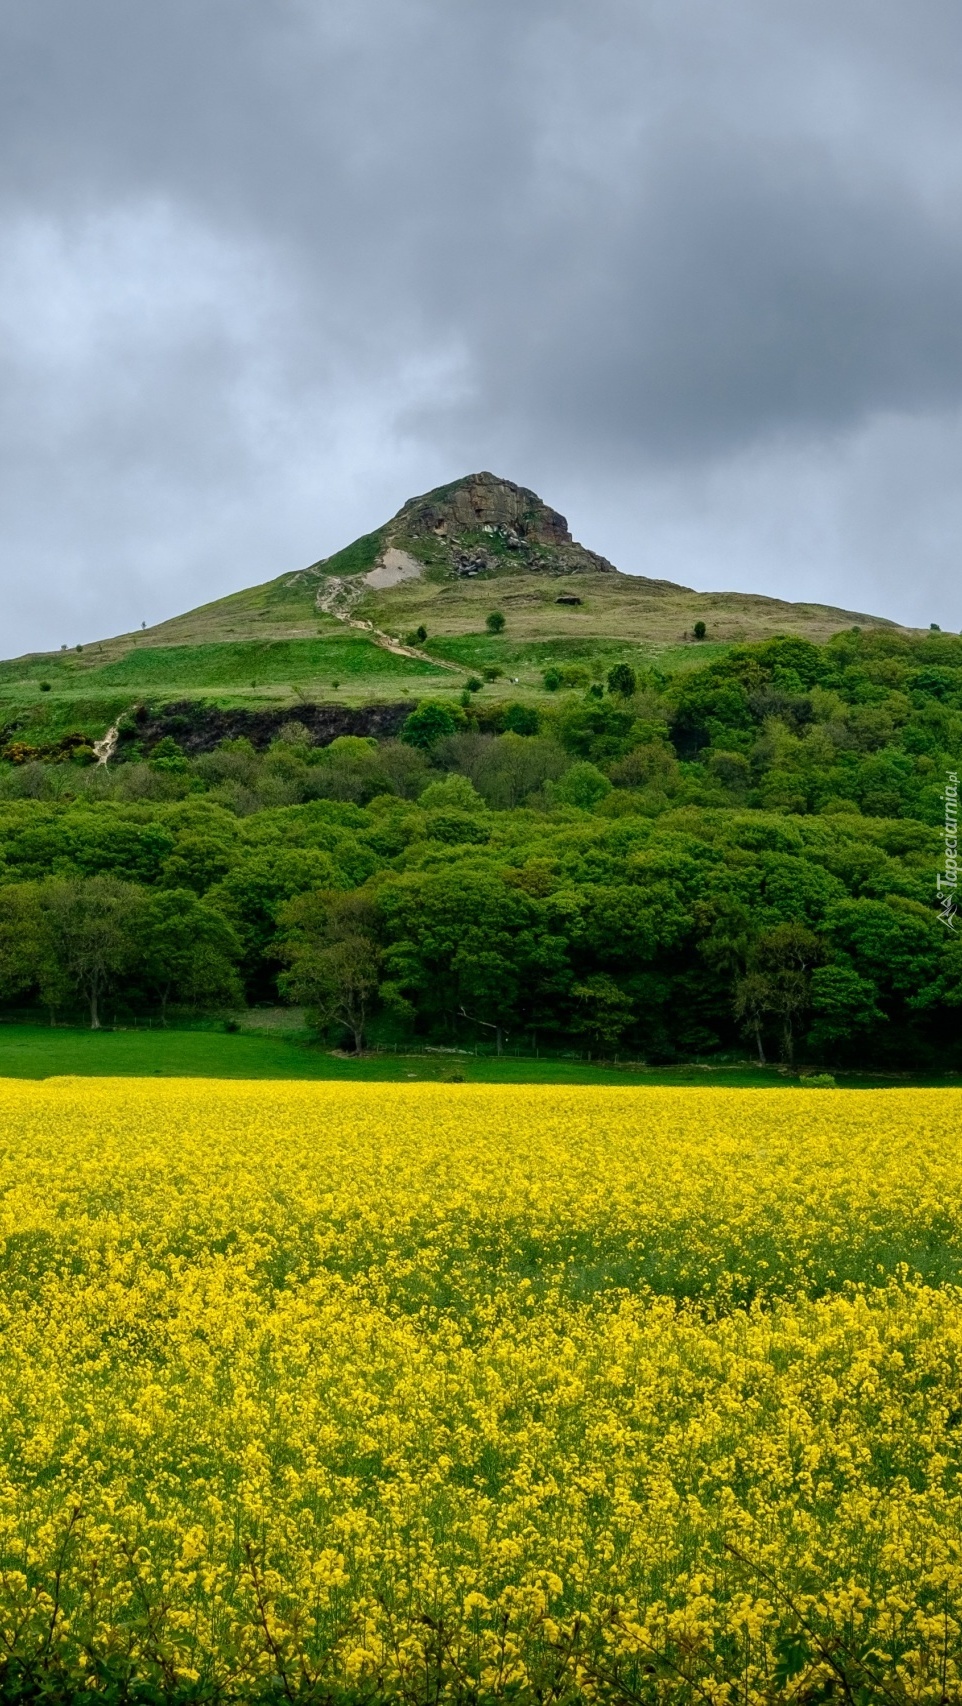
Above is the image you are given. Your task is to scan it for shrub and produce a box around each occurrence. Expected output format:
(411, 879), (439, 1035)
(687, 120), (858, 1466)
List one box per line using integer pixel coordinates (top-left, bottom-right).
(401, 701), (460, 750)
(551, 761), (612, 810)
(500, 703), (540, 736)
(607, 662), (637, 697)
(485, 612), (506, 634)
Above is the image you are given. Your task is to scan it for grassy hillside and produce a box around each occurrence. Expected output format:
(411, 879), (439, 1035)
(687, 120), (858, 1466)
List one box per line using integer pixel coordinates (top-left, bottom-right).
(1, 473), (916, 750)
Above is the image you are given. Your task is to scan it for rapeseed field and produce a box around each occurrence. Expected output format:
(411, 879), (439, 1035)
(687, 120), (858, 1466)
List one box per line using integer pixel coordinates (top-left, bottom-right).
(1, 1080), (961, 1702)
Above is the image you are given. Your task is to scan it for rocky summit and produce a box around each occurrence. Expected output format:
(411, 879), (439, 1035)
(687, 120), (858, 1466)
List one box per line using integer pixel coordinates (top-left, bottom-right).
(327, 471), (618, 581)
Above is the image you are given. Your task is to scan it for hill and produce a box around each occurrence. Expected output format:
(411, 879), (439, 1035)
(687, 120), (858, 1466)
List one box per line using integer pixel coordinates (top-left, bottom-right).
(0, 471), (911, 750)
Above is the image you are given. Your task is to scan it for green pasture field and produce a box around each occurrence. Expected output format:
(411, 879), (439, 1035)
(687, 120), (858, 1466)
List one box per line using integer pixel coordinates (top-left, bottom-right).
(0, 641), (456, 744)
(427, 633), (731, 677)
(0, 1022), (950, 1088)
(81, 637), (444, 688)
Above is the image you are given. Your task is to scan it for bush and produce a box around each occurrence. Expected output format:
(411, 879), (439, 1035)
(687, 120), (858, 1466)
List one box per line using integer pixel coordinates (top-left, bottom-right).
(607, 662), (637, 697)
(499, 703), (540, 736)
(401, 701), (461, 750)
(485, 612), (506, 634)
(693, 620), (707, 640)
(148, 736), (190, 775)
(551, 761), (612, 810)
(542, 668), (562, 691)
(465, 677), (483, 693)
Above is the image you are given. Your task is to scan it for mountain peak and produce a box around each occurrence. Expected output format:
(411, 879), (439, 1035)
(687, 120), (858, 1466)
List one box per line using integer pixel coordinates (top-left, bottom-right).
(381, 472), (617, 579)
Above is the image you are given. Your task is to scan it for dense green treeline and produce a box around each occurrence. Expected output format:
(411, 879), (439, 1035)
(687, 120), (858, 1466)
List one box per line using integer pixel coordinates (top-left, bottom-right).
(0, 626), (958, 1063)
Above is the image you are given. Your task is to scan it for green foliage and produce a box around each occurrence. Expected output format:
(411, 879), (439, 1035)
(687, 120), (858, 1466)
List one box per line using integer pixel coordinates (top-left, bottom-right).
(499, 703), (540, 736)
(401, 700), (461, 750)
(280, 888), (381, 1050)
(550, 762), (612, 810)
(556, 698), (636, 762)
(607, 662), (637, 697)
(141, 888), (243, 1019)
(3, 624), (962, 1065)
(485, 611), (506, 634)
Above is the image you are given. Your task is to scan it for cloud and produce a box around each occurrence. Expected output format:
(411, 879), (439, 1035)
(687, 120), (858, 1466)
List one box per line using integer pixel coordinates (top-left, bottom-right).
(1, 0), (961, 650)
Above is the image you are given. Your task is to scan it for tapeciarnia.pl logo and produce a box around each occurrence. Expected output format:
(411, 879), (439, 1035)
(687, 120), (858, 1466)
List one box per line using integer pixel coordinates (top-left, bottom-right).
(937, 770), (959, 929)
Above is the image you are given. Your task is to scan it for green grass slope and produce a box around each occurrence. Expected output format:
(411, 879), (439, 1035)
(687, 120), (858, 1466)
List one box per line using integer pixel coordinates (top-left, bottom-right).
(0, 1024), (946, 1087)
(1, 473), (917, 749)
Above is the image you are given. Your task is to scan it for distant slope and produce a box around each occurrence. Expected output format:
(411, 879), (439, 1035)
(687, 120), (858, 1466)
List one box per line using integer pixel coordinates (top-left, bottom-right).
(1, 472), (911, 745)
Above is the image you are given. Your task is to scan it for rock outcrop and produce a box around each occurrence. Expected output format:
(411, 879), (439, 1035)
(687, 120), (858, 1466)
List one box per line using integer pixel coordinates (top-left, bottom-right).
(388, 472), (617, 578)
(306, 473), (619, 588)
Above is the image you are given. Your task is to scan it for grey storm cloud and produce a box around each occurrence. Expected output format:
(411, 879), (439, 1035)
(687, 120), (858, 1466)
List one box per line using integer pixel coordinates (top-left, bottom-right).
(2, 0), (962, 654)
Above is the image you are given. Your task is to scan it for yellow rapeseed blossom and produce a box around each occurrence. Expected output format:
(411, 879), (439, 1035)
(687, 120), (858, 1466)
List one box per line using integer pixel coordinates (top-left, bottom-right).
(0, 1079), (961, 1700)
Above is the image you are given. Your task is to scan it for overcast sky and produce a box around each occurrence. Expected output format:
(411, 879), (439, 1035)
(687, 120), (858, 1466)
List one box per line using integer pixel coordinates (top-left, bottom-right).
(2, 0), (962, 655)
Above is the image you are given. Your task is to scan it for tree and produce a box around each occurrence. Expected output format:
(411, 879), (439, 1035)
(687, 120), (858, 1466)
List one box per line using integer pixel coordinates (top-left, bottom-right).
(377, 866), (560, 1045)
(499, 703), (540, 736)
(205, 848), (345, 994)
(159, 830), (237, 894)
(0, 884), (52, 1012)
(435, 733), (567, 810)
(42, 876), (145, 1028)
(550, 761), (612, 810)
(693, 620), (707, 640)
(140, 889), (243, 1023)
(556, 698), (636, 763)
(569, 974), (634, 1052)
(280, 889), (381, 1052)
(607, 662), (636, 698)
(400, 700), (460, 751)
(736, 923), (826, 1065)
(734, 969), (774, 1064)
(485, 611), (506, 634)
(807, 965), (885, 1056)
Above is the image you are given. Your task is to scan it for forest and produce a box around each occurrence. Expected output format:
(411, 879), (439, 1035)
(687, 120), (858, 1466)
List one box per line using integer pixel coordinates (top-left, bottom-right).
(1, 624), (959, 1067)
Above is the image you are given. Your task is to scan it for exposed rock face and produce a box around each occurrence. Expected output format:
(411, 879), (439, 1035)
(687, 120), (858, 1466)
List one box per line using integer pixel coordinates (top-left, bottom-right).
(122, 700), (411, 754)
(387, 472), (617, 577)
(396, 472), (570, 546)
